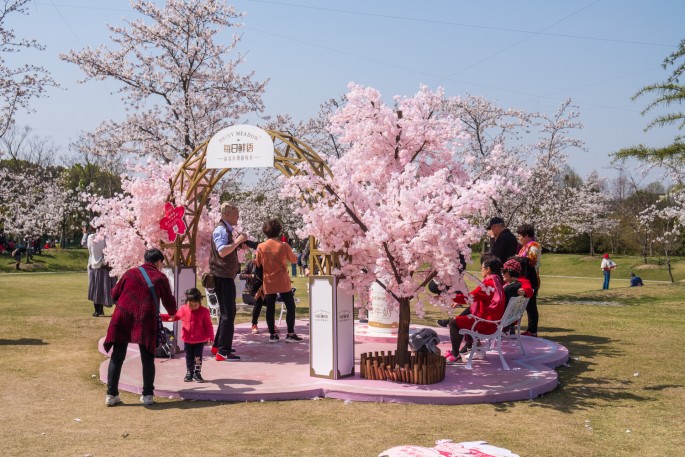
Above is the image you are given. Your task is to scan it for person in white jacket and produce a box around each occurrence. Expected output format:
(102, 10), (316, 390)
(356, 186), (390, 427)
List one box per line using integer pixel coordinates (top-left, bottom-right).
(600, 254), (617, 290)
(81, 226), (116, 316)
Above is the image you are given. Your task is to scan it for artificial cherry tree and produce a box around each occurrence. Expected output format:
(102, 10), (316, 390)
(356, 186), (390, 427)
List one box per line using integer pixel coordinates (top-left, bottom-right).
(282, 83), (508, 364)
(84, 159), (221, 277)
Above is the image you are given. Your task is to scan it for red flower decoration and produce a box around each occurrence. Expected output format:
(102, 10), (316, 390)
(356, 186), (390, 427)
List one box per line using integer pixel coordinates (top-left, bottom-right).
(159, 202), (187, 242)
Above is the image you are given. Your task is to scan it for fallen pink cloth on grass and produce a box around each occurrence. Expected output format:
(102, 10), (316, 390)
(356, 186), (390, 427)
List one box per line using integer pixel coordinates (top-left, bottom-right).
(379, 439), (519, 457)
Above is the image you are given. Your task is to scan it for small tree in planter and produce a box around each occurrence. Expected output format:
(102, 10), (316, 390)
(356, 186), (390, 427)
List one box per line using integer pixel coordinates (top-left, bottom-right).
(283, 83), (507, 365)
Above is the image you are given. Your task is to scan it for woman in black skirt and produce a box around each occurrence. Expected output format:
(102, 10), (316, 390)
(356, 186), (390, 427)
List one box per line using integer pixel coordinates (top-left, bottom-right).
(82, 226), (117, 316)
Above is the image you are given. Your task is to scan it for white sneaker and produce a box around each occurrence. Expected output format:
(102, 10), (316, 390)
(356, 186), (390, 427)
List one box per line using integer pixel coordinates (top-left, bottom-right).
(140, 394), (154, 405)
(105, 395), (121, 406)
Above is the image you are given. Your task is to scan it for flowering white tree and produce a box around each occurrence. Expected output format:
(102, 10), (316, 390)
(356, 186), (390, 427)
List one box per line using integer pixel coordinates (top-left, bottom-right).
(236, 173), (303, 246)
(439, 96), (588, 250)
(639, 194), (683, 283)
(0, 164), (83, 242)
(61, 0), (267, 163)
(0, 0), (57, 140)
(282, 84), (508, 364)
(568, 171), (616, 256)
(85, 159), (221, 277)
(504, 99), (587, 248)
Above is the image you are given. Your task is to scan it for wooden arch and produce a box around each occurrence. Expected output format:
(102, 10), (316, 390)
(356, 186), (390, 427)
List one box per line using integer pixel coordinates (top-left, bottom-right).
(160, 130), (339, 275)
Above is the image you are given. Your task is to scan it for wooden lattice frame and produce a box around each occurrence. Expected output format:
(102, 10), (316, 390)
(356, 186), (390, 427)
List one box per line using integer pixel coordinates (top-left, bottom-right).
(161, 130), (338, 275)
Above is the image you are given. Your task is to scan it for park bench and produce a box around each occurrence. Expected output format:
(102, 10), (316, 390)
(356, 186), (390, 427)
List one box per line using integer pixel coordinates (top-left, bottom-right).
(458, 295), (530, 370)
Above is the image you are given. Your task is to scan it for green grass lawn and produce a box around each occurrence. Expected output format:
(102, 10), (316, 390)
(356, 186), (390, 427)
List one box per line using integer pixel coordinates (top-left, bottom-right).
(0, 248), (88, 273)
(0, 252), (684, 456)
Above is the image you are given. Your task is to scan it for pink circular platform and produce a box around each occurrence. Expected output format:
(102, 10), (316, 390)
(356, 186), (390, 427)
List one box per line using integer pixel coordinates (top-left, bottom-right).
(98, 320), (568, 405)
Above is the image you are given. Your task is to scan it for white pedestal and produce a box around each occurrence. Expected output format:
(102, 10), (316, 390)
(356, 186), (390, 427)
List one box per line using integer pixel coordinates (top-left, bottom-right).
(163, 266), (197, 351)
(309, 276), (355, 379)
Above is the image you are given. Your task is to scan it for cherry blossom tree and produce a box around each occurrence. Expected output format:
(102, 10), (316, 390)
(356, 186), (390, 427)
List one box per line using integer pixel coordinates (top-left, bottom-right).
(84, 159), (221, 277)
(282, 83), (508, 364)
(438, 96), (588, 250)
(503, 99), (587, 249)
(236, 173), (303, 246)
(639, 194), (683, 283)
(0, 163), (84, 244)
(568, 171), (616, 256)
(61, 0), (267, 164)
(0, 0), (57, 140)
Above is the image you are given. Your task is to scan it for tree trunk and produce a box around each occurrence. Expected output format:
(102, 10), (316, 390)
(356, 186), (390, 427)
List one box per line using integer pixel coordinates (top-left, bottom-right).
(589, 233), (594, 256)
(394, 297), (412, 366)
(641, 236), (648, 264)
(665, 250), (675, 284)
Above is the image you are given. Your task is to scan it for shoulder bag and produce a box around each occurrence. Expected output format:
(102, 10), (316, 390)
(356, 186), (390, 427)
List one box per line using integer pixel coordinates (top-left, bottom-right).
(138, 267), (177, 358)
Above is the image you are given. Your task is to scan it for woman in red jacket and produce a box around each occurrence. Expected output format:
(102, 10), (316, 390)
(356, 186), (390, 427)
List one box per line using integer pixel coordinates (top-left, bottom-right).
(444, 255), (505, 364)
(104, 248), (177, 406)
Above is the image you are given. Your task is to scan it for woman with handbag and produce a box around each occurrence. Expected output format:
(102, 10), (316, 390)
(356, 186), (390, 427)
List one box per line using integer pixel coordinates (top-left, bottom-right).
(103, 248), (177, 407)
(255, 219), (301, 343)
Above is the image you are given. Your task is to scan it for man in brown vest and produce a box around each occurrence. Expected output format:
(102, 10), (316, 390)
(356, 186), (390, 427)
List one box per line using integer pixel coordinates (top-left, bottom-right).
(209, 202), (256, 361)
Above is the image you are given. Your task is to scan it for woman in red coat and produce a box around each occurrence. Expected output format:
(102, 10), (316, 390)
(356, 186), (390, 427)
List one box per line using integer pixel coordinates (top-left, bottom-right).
(104, 248), (177, 406)
(444, 255), (505, 363)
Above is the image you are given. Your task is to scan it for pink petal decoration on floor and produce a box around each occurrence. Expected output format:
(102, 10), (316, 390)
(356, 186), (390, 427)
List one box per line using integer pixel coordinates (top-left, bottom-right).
(379, 440), (519, 457)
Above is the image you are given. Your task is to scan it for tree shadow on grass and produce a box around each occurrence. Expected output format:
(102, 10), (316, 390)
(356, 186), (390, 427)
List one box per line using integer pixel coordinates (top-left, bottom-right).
(492, 330), (652, 413)
(0, 338), (48, 346)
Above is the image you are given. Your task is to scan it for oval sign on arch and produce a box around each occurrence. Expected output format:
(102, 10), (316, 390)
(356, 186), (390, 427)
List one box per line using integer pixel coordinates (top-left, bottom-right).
(206, 124), (275, 169)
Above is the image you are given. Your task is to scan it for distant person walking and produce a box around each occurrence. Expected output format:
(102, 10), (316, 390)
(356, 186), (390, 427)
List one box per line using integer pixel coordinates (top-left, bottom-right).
(601, 254), (617, 290)
(11, 243), (26, 270)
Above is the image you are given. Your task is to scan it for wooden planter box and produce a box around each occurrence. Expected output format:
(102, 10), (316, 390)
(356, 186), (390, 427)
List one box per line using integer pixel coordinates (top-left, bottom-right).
(360, 350), (446, 384)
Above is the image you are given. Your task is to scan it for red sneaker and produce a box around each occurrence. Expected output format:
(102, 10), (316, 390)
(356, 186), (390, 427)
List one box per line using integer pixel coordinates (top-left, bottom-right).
(211, 346), (218, 355)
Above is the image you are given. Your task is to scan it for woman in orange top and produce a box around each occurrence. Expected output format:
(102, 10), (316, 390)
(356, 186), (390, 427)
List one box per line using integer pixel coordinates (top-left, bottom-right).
(255, 219), (301, 343)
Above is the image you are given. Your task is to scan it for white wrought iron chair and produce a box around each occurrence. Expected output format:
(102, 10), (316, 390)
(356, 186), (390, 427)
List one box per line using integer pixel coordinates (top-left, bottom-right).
(458, 296), (529, 370)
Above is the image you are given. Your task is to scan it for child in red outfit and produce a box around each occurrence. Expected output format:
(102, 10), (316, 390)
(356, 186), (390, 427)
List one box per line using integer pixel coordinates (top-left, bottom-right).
(161, 288), (214, 382)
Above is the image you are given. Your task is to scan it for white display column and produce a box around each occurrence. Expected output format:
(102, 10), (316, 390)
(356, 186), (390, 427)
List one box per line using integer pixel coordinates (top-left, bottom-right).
(163, 266), (197, 352)
(309, 276), (355, 379)
(368, 281), (399, 334)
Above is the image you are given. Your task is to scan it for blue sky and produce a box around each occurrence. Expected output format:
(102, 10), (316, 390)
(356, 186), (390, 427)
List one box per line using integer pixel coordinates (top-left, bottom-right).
(10, 0), (685, 182)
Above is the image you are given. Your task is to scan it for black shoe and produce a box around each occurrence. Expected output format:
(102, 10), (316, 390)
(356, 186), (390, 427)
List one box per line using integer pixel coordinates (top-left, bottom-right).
(459, 344), (472, 354)
(437, 319), (449, 328)
(285, 334), (303, 343)
(184, 371), (193, 382)
(192, 372), (205, 383)
(92, 311), (100, 317)
(216, 352), (240, 361)
(269, 333), (280, 343)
